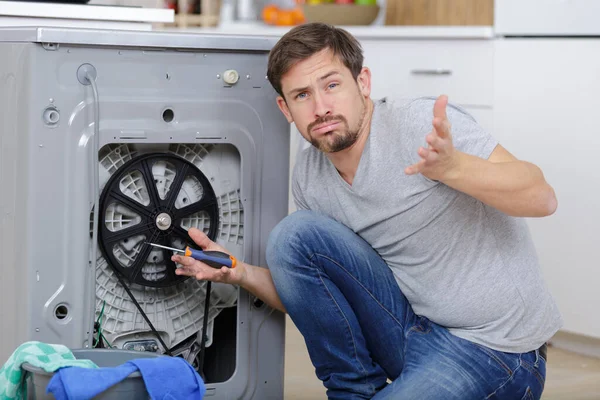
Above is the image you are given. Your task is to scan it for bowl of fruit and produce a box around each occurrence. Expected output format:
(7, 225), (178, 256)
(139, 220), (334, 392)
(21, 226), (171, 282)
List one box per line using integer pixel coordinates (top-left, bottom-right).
(300, 0), (380, 26)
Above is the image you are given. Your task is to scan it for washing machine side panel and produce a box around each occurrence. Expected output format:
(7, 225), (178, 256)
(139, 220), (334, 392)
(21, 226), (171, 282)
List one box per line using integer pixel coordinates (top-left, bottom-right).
(25, 45), (96, 352)
(251, 89), (289, 399)
(0, 43), (35, 364)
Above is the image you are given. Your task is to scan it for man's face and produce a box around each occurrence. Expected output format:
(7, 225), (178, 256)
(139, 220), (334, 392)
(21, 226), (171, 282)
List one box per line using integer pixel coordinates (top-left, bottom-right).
(276, 48), (371, 153)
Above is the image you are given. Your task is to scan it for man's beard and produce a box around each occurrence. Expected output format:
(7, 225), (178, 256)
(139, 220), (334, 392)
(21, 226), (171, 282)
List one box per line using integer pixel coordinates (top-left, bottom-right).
(306, 101), (366, 153)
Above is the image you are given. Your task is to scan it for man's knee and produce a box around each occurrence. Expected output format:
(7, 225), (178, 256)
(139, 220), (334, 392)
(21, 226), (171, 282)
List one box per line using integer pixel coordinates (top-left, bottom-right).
(266, 210), (318, 268)
(267, 210), (343, 269)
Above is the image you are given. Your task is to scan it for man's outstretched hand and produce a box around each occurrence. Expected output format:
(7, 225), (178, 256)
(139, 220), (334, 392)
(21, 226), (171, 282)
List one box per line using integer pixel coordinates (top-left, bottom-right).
(172, 227), (246, 286)
(405, 95), (460, 182)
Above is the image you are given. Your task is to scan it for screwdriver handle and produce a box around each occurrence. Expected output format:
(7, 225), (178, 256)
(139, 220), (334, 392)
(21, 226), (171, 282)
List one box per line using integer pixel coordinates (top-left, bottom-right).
(184, 247), (237, 269)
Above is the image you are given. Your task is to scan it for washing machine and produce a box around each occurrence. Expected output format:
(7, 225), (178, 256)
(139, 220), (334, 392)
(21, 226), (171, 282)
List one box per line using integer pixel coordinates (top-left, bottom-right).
(0, 26), (290, 399)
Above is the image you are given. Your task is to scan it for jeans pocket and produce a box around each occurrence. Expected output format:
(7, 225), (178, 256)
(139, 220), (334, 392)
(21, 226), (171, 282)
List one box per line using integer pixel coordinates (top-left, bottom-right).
(521, 387), (534, 400)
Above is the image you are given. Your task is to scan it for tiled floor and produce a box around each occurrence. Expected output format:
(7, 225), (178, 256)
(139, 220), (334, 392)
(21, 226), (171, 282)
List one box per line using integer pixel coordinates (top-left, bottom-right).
(283, 316), (600, 399)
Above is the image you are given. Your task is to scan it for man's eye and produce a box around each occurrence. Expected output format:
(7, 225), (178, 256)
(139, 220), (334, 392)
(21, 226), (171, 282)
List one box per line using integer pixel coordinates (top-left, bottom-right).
(296, 92), (307, 99)
(328, 83), (338, 89)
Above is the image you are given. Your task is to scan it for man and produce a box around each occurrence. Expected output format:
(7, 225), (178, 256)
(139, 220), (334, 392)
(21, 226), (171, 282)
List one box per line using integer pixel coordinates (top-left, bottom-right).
(172, 23), (562, 399)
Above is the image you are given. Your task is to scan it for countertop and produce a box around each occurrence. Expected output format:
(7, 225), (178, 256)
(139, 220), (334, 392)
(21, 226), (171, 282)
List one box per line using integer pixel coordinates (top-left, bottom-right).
(168, 22), (495, 40)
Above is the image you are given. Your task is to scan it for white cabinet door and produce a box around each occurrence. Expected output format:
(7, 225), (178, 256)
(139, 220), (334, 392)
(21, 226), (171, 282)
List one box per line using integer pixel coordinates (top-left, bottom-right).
(495, 0), (600, 36)
(361, 39), (494, 107)
(494, 39), (600, 339)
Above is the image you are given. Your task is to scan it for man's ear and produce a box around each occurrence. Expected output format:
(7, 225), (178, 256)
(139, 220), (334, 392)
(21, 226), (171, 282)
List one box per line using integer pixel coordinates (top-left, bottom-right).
(357, 67), (372, 98)
(276, 96), (293, 123)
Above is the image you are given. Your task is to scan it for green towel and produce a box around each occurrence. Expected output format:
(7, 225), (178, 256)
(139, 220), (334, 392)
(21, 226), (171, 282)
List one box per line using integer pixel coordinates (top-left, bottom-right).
(0, 341), (98, 400)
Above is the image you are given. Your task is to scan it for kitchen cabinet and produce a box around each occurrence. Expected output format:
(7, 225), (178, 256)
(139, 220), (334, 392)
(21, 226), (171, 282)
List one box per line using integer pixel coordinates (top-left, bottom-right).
(493, 38), (600, 339)
(362, 39), (494, 107)
(494, 0), (600, 36)
(361, 38), (494, 134)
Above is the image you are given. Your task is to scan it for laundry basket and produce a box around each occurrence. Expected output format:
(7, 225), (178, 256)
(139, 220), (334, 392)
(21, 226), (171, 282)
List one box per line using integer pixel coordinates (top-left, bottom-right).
(23, 349), (159, 400)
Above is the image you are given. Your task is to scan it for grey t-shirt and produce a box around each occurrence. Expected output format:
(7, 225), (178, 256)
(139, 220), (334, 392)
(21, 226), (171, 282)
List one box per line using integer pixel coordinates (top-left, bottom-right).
(291, 96), (562, 353)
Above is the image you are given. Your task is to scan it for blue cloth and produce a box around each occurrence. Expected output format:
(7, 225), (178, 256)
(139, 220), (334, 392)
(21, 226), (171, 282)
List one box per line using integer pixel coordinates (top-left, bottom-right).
(46, 355), (205, 400)
(266, 210), (548, 400)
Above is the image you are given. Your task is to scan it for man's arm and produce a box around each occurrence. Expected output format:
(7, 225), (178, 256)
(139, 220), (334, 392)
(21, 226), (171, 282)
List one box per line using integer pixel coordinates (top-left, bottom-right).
(237, 262), (286, 313)
(405, 95), (558, 218)
(442, 144), (557, 217)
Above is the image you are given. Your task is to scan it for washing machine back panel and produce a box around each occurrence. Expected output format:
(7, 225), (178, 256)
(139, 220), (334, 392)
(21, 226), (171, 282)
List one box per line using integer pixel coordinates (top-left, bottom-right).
(0, 43), (36, 362)
(0, 27), (289, 400)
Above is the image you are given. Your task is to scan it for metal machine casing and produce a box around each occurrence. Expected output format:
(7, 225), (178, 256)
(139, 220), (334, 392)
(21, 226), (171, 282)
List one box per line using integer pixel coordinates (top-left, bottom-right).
(0, 27), (289, 399)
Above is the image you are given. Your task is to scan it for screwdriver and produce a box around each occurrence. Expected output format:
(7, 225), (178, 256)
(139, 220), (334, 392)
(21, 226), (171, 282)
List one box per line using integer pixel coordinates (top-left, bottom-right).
(147, 243), (237, 269)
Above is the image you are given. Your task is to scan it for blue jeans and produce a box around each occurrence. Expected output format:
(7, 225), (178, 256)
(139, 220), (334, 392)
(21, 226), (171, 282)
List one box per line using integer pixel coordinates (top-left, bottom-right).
(266, 210), (546, 400)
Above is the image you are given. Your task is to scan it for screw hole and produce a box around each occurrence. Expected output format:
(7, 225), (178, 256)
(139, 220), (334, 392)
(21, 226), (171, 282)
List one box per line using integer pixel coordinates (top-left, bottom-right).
(42, 107), (60, 125)
(166, 73), (171, 80)
(55, 304), (69, 320)
(183, 198), (188, 203)
(48, 111), (59, 123)
(253, 298), (265, 309)
(163, 108), (174, 123)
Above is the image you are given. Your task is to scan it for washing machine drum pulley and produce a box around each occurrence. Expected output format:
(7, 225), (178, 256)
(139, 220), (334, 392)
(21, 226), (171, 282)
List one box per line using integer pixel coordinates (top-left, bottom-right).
(98, 152), (219, 288)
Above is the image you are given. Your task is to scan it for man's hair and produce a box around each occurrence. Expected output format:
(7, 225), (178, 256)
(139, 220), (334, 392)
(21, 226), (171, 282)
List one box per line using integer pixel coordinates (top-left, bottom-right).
(267, 23), (364, 99)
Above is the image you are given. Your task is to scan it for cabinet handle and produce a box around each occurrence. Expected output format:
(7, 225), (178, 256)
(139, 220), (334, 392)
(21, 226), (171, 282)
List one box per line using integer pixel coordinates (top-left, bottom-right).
(410, 69), (452, 76)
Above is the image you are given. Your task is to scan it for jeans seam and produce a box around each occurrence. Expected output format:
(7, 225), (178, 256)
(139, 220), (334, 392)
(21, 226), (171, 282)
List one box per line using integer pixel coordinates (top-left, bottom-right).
(485, 361), (523, 399)
(313, 258), (375, 394)
(473, 343), (514, 376)
(312, 253), (406, 332)
(520, 359), (545, 388)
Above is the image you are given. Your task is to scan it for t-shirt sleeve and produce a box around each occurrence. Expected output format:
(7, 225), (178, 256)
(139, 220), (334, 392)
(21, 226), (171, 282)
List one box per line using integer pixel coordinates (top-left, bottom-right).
(291, 152), (310, 211)
(291, 171), (309, 211)
(405, 97), (498, 161)
(445, 102), (498, 160)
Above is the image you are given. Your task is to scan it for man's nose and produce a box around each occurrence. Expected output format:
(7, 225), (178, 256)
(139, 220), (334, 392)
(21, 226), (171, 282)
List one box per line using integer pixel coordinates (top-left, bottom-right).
(313, 91), (331, 118)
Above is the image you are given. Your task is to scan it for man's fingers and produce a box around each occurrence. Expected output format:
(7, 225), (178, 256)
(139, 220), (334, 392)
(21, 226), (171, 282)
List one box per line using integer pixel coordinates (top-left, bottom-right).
(433, 94), (448, 120)
(433, 117), (451, 139)
(172, 254), (235, 283)
(172, 254), (198, 267)
(426, 133), (444, 150)
(405, 158), (426, 175)
(418, 147), (439, 163)
(195, 266), (232, 283)
(175, 266), (198, 277)
(188, 227), (212, 249)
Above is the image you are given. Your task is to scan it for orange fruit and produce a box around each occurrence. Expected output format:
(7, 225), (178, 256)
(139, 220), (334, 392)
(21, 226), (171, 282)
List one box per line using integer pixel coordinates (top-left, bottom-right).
(262, 4), (279, 25)
(275, 10), (296, 26)
(291, 7), (305, 24)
